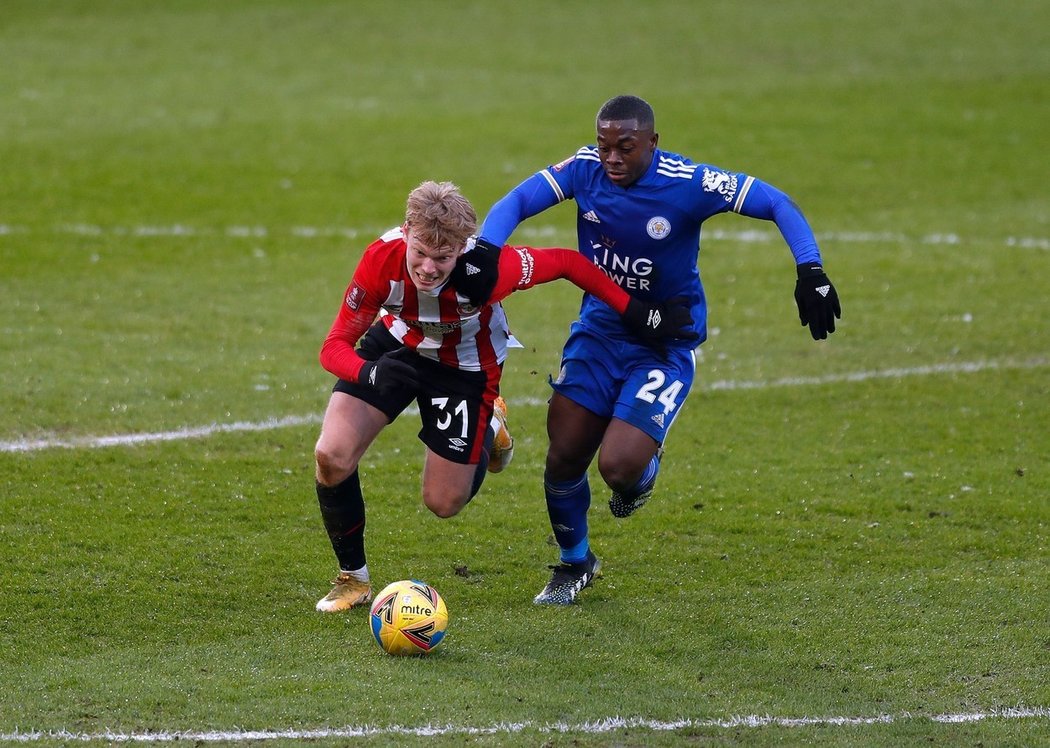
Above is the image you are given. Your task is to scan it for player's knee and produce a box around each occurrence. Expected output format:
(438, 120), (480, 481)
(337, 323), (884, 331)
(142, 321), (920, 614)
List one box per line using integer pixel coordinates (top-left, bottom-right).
(314, 444), (354, 487)
(597, 455), (644, 494)
(427, 497), (467, 519)
(422, 487), (469, 519)
(545, 449), (588, 483)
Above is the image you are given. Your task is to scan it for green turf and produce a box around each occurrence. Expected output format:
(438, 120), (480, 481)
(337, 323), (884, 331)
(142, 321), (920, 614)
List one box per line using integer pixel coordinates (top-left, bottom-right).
(1, 1), (1048, 745)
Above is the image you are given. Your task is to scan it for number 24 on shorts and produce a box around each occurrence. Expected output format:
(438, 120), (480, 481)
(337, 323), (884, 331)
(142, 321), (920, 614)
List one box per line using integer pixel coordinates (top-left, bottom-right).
(635, 370), (683, 415)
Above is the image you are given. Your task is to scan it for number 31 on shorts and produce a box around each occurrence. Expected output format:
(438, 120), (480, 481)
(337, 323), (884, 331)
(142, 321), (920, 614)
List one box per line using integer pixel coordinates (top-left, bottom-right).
(431, 396), (469, 438)
(635, 370), (683, 415)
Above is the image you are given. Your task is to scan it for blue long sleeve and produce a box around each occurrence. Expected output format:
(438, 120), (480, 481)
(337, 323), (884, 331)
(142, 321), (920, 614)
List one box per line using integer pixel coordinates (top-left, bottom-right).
(479, 172), (562, 246)
(739, 179), (822, 265)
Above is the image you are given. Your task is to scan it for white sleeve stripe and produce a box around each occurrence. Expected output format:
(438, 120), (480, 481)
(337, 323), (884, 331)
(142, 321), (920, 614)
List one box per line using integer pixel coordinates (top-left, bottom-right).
(733, 176), (755, 213)
(539, 169), (566, 203)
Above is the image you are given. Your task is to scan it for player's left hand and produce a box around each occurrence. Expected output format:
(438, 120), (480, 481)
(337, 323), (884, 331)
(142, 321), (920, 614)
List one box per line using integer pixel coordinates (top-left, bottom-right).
(449, 236), (502, 307)
(794, 262), (841, 340)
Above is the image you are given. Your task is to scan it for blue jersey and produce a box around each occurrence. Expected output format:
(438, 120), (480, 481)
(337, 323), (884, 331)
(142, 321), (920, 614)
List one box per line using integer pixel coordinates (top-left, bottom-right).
(480, 146), (822, 346)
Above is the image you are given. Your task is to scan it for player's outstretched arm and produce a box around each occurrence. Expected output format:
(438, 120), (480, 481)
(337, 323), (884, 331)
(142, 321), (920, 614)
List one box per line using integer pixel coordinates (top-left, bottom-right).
(497, 247), (696, 346)
(737, 178), (841, 340)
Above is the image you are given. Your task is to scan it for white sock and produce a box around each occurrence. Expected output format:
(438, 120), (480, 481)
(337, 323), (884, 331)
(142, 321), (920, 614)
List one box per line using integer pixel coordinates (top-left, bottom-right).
(340, 565), (369, 583)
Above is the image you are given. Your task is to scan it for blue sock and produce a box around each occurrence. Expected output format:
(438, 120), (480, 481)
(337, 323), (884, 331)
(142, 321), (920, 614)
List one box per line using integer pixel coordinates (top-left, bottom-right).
(544, 474), (591, 563)
(630, 452), (661, 496)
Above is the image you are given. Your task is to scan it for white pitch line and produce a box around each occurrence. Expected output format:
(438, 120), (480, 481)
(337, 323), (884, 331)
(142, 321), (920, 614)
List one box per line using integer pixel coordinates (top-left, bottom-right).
(2, 356), (1048, 454)
(703, 355), (1050, 391)
(1, 223), (1049, 249)
(1, 707), (1047, 743)
(0, 414), (322, 454)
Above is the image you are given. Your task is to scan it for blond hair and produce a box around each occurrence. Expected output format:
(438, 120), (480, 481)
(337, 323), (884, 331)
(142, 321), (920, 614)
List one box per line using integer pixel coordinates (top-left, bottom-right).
(404, 181), (477, 251)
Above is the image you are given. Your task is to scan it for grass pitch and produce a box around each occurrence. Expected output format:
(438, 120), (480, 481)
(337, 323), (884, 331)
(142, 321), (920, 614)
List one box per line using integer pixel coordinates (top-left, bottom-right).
(1, 1), (1048, 745)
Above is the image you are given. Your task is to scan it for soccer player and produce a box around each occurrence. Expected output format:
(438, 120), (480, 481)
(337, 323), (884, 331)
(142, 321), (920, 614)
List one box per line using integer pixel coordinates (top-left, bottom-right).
(313, 180), (693, 612)
(473, 94), (841, 604)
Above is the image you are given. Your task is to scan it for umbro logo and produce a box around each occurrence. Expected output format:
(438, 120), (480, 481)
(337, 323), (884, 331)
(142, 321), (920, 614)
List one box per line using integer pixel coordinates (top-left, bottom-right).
(816, 284), (831, 297)
(465, 263), (481, 276)
(648, 309), (662, 329)
(582, 210), (600, 224)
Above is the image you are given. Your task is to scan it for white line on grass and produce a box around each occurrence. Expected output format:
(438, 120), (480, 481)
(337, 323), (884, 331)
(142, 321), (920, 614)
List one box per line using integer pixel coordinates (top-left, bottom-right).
(2, 356), (1047, 454)
(2, 707), (1047, 743)
(704, 355), (1049, 391)
(0, 414), (322, 453)
(1, 222), (1049, 249)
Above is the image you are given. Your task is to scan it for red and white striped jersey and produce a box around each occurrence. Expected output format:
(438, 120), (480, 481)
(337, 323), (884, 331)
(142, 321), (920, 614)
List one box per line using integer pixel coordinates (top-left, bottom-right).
(320, 226), (631, 383)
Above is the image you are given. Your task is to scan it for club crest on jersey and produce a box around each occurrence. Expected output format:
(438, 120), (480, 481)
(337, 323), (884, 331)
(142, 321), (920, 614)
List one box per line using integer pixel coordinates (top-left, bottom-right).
(646, 216), (671, 240)
(457, 302), (478, 316)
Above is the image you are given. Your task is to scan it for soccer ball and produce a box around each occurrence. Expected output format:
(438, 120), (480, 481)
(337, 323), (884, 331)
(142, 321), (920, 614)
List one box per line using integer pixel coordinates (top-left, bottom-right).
(369, 579), (448, 656)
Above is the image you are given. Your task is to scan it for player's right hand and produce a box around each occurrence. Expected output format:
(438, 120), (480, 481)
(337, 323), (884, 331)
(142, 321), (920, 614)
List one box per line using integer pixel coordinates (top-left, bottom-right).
(622, 296), (695, 342)
(358, 347), (420, 396)
(621, 296), (697, 357)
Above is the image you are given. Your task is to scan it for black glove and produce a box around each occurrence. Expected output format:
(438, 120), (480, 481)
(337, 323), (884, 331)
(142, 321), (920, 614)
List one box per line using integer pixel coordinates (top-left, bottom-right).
(794, 262), (841, 340)
(449, 236), (502, 307)
(621, 296), (695, 342)
(357, 347), (420, 396)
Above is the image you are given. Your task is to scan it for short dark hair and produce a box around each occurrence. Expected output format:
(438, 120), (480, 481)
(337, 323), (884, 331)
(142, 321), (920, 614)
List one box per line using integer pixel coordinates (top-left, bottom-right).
(596, 95), (655, 129)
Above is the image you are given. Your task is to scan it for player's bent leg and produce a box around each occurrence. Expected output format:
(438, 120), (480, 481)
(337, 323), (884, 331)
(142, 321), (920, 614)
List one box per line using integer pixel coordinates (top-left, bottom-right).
(420, 450), (480, 518)
(606, 448), (662, 518)
(597, 418), (660, 491)
(598, 419), (662, 518)
(598, 343), (694, 518)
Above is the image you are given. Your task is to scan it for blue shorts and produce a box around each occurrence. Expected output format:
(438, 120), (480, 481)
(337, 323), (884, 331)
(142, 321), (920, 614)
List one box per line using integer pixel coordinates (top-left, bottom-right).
(550, 323), (697, 443)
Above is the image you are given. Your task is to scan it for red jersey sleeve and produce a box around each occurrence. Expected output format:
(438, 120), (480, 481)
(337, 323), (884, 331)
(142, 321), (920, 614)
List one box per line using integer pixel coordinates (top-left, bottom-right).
(489, 246), (631, 313)
(319, 249), (387, 382)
